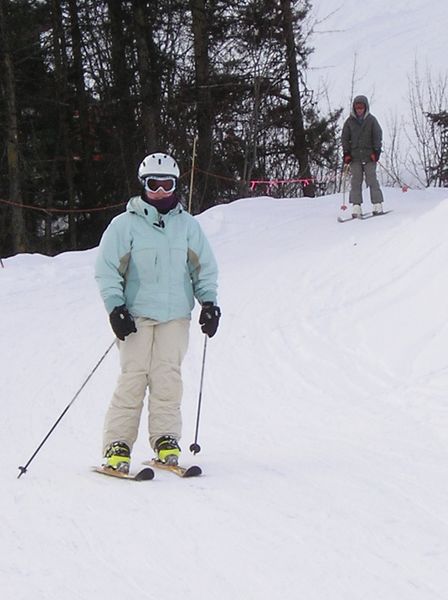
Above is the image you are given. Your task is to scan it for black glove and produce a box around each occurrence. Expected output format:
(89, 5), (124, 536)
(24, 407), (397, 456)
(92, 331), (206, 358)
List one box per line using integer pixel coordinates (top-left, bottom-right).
(199, 302), (221, 338)
(109, 305), (137, 341)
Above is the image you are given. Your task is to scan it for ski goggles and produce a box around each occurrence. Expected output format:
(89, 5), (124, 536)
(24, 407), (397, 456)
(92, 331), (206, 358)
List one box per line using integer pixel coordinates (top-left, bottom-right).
(143, 176), (177, 194)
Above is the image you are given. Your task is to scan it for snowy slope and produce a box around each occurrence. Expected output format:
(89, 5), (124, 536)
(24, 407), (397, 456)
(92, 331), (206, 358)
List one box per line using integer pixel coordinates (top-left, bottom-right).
(2, 188), (448, 600)
(309, 0), (447, 139)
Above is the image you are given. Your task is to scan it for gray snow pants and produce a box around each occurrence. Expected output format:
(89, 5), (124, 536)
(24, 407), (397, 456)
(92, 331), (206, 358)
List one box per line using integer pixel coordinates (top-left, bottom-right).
(103, 317), (190, 454)
(349, 161), (384, 205)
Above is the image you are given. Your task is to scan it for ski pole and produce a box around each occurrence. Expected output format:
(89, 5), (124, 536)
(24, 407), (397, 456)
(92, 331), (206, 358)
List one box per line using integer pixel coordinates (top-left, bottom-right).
(17, 340), (115, 478)
(189, 335), (208, 455)
(378, 160), (411, 191)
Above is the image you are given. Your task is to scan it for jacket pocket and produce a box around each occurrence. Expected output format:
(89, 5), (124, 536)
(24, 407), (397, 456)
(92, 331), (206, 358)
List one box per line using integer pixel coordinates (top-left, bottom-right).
(169, 247), (189, 281)
(129, 247), (159, 283)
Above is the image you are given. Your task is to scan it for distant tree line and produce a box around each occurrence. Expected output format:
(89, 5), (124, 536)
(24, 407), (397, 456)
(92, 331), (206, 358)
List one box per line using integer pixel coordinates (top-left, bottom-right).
(1, 0), (344, 257)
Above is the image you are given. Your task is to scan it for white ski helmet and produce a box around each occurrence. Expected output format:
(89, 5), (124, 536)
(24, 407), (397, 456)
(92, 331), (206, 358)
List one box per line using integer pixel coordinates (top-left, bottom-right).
(137, 152), (180, 184)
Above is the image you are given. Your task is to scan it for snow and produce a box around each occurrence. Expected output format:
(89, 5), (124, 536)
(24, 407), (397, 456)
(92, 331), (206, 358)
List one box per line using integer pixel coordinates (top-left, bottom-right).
(2, 187), (448, 599)
(2, 2), (447, 596)
(309, 0), (447, 129)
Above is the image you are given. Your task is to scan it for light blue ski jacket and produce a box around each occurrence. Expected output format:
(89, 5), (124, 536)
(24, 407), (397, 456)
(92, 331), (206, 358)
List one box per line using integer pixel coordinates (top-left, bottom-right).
(95, 196), (218, 322)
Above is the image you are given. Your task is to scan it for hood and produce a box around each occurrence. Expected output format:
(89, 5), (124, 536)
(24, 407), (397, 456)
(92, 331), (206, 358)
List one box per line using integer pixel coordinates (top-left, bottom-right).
(126, 195), (155, 217)
(351, 94), (370, 118)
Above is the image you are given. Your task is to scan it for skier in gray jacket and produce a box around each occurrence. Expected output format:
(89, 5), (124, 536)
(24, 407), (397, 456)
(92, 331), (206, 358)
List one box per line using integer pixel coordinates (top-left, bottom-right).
(341, 95), (384, 218)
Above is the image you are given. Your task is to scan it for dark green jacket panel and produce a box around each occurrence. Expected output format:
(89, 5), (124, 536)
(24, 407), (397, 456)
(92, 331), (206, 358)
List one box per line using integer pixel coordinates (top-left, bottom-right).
(341, 114), (383, 163)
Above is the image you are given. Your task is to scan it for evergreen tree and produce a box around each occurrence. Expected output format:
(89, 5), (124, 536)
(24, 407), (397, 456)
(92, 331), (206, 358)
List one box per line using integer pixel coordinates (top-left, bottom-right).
(0, 0), (342, 256)
(426, 111), (448, 187)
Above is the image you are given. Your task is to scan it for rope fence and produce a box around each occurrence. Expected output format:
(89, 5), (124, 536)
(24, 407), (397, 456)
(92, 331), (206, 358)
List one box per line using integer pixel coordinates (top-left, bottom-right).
(0, 163), (414, 216)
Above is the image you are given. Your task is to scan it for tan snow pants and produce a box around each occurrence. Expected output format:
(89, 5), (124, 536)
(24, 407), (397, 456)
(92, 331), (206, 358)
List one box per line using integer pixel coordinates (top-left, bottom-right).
(103, 317), (190, 454)
(349, 161), (384, 205)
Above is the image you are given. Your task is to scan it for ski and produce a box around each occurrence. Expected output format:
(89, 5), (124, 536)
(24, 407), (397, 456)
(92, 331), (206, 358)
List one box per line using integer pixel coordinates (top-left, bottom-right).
(337, 209), (392, 223)
(93, 466), (155, 481)
(337, 214), (357, 223)
(143, 459), (202, 478)
(360, 209), (393, 220)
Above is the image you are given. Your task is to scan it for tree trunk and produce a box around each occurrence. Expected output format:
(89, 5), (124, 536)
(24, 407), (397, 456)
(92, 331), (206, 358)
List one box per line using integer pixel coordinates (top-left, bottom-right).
(190, 0), (214, 212)
(108, 0), (138, 190)
(68, 0), (94, 220)
(0, 0), (26, 252)
(280, 0), (315, 197)
(52, 0), (77, 249)
(133, 0), (160, 152)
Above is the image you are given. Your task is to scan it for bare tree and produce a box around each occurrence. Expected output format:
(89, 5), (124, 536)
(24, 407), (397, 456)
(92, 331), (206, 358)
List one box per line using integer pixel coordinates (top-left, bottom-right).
(382, 113), (407, 187)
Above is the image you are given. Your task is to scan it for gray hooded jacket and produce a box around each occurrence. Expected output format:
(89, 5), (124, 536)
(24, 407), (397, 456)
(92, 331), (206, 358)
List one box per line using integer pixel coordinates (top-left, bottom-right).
(341, 95), (382, 163)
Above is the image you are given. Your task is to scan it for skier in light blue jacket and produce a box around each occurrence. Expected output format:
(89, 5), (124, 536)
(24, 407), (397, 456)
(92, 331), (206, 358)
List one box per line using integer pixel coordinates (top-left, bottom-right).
(95, 152), (220, 473)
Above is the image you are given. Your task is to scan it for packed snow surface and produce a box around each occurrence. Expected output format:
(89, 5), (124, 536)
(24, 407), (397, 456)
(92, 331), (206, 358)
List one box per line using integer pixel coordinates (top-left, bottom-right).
(2, 187), (448, 599)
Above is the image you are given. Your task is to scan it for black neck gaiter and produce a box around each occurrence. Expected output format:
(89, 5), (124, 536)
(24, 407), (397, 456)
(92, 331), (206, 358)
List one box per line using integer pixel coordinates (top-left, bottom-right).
(141, 192), (179, 214)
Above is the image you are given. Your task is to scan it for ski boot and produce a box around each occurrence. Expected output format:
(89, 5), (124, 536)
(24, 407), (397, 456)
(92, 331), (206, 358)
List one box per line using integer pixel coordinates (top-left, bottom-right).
(372, 202), (384, 215)
(104, 441), (131, 474)
(155, 436), (181, 466)
(351, 204), (362, 218)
